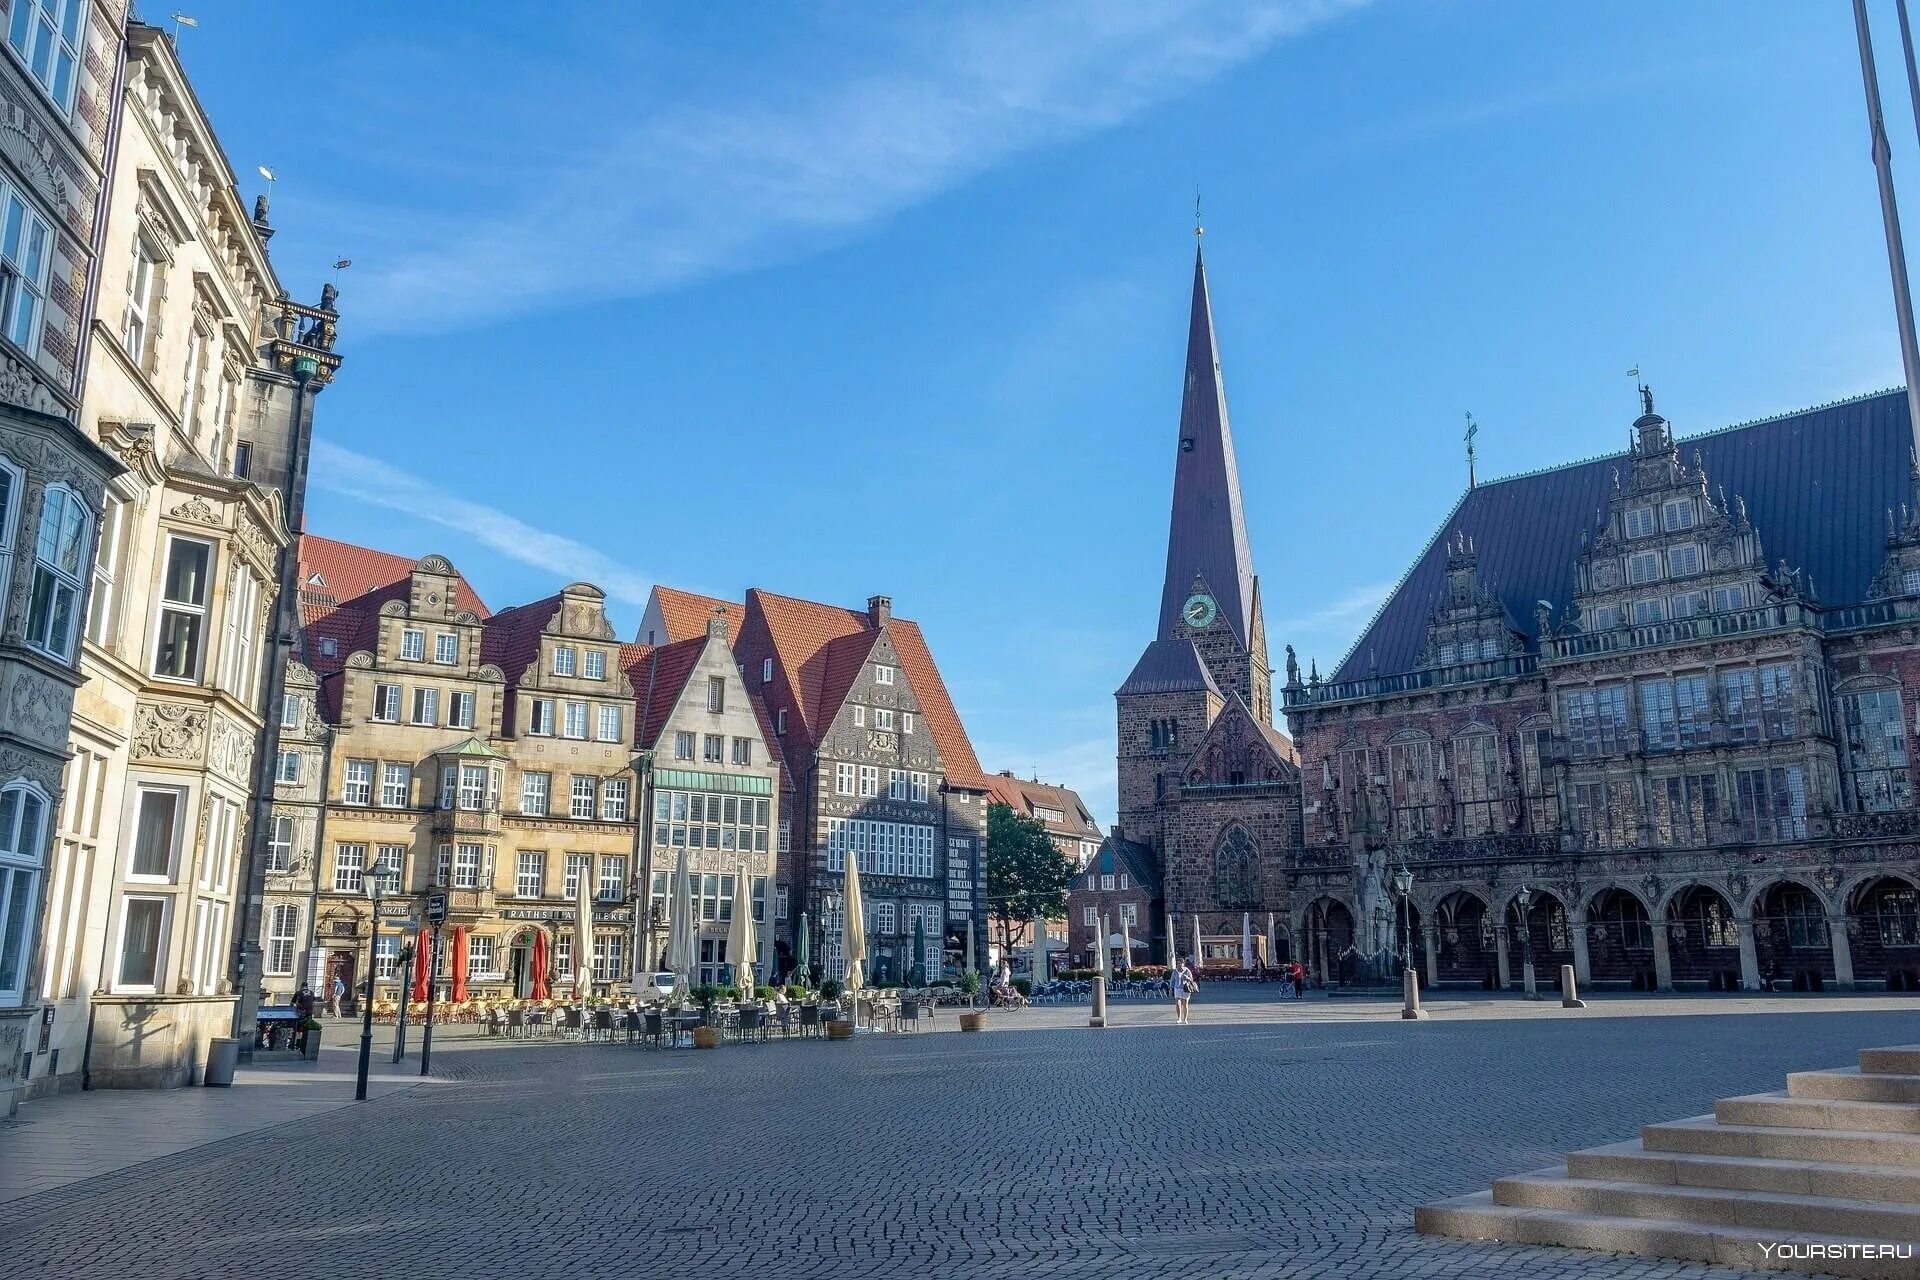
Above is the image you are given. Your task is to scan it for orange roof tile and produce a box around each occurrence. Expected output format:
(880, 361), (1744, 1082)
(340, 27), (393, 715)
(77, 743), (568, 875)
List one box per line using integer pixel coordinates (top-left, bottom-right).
(298, 533), (491, 619)
(632, 635), (708, 748)
(985, 772), (1103, 837)
(652, 586), (742, 644)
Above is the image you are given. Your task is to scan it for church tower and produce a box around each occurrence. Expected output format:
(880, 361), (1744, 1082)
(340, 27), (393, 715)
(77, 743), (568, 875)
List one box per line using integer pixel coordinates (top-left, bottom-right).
(1116, 242), (1272, 847)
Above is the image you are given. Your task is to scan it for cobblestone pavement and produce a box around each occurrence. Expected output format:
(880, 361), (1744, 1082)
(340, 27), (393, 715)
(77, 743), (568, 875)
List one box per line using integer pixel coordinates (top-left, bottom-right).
(4, 996), (1918, 1279)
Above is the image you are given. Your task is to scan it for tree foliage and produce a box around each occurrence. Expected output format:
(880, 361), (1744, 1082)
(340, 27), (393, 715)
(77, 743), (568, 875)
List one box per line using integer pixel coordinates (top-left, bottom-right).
(985, 801), (1073, 949)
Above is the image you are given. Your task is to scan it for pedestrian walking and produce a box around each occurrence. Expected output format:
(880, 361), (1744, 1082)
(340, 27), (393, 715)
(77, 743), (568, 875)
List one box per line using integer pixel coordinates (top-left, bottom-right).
(1170, 957), (1197, 1024)
(327, 973), (345, 1017)
(1288, 958), (1306, 1000)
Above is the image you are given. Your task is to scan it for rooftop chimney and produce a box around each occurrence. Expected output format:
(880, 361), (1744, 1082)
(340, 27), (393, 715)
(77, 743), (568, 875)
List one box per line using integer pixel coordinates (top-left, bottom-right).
(867, 594), (892, 626)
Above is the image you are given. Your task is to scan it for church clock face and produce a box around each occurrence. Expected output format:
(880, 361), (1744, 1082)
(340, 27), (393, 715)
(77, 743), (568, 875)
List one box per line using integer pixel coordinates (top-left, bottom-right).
(1182, 592), (1218, 629)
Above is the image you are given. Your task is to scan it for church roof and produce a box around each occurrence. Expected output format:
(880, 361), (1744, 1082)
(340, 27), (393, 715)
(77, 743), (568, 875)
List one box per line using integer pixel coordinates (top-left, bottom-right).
(1332, 388), (1914, 682)
(1156, 245), (1258, 647)
(1117, 637), (1220, 697)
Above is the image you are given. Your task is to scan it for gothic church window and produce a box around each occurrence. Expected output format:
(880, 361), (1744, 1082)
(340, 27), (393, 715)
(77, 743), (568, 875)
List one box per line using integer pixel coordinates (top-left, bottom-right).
(1213, 826), (1256, 908)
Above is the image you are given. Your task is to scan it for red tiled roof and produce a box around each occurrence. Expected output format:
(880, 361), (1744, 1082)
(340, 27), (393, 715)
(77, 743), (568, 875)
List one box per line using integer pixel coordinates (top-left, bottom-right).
(652, 586), (742, 644)
(736, 589), (988, 790)
(632, 635), (708, 748)
(298, 533), (491, 619)
(985, 772), (1102, 836)
(480, 593), (560, 684)
(745, 689), (792, 796)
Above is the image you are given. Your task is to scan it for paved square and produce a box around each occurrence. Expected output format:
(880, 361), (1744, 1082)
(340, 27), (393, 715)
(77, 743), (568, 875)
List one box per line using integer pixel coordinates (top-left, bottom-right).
(3, 995), (1916, 1279)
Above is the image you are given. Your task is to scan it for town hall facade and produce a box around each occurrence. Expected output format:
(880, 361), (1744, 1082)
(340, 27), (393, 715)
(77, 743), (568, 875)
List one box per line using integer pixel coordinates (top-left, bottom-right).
(1104, 241), (1920, 995)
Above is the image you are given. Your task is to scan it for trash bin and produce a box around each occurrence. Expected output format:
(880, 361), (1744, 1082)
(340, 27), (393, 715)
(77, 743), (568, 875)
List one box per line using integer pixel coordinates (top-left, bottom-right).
(203, 1036), (243, 1087)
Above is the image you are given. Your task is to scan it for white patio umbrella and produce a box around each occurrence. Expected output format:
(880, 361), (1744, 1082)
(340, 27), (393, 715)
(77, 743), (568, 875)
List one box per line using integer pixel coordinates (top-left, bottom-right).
(1165, 910), (1177, 967)
(1241, 912), (1253, 972)
(574, 865), (596, 998)
(667, 845), (695, 996)
(842, 852), (867, 1026)
(1099, 912), (1113, 982)
(1031, 912), (1047, 986)
(1266, 911), (1277, 968)
(729, 860), (758, 995)
(1192, 914), (1203, 968)
(1120, 911), (1134, 972)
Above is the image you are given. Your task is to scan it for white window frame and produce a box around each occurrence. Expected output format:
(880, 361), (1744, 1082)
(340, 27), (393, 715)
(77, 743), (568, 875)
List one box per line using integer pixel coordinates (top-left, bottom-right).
(450, 690), (475, 730)
(1662, 498), (1697, 531)
(410, 686), (439, 726)
(332, 843), (367, 893)
(584, 649), (605, 680)
(1626, 550), (1662, 585)
(902, 712), (914, 736)
(522, 771), (550, 817)
(1666, 544), (1701, 578)
(596, 704), (622, 742)
(265, 903), (299, 976)
(7, 0), (84, 112)
(852, 704), (865, 728)
(836, 763), (855, 796)
(380, 762), (411, 808)
(552, 646), (577, 677)
(515, 851), (545, 899)
(121, 237), (158, 362)
(152, 535), (216, 683)
(570, 776), (597, 820)
(371, 844), (405, 895)
(274, 749), (301, 785)
(342, 759), (373, 807)
(0, 185), (52, 353)
(1623, 506), (1656, 539)
(601, 778), (629, 822)
(400, 628), (425, 661)
(874, 708), (894, 731)
(562, 701), (587, 740)
(434, 633), (458, 665)
(875, 665), (895, 686)
(761, 657), (773, 683)
(24, 482), (88, 662)
(112, 894), (171, 994)
(372, 682), (401, 722)
(266, 814), (295, 872)
(127, 786), (185, 882)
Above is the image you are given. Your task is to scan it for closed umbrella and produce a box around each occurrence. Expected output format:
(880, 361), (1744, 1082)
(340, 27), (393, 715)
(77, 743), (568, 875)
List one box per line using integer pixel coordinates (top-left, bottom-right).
(668, 846), (695, 995)
(450, 926), (469, 1003)
(1192, 915), (1203, 969)
(1121, 912), (1134, 973)
(843, 852), (867, 1024)
(729, 861), (758, 995)
(795, 912), (811, 988)
(1266, 911), (1277, 968)
(1242, 912), (1254, 972)
(410, 929), (430, 1002)
(1099, 913), (1112, 982)
(965, 914), (976, 973)
(574, 869), (595, 999)
(1031, 911), (1046, 986)
(531, 929), (549, 1001)
(1165, 910), (1177, 967)
(911, 914), (928, 987)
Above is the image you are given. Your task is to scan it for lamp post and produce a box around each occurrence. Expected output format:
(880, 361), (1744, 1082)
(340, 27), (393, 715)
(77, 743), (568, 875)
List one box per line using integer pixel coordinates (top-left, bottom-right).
(1394, 866), (1414, 973)
(390, 940), (412, 1063)
(354, 877), (381, 1101)
(1517, 884), (1539, 1000)
(646, 902), (665, 976)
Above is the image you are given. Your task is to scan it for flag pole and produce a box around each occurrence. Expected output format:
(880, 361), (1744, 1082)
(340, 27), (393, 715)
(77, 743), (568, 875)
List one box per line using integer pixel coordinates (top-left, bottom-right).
(1854, 0), (1920, 457)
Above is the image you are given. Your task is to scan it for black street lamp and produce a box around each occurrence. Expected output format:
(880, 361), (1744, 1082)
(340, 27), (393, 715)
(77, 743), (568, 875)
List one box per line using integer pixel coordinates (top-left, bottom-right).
(355, 877), (381, 1101)
(1394, 866), (1415, 974)
(1516, 884), (1538, 999)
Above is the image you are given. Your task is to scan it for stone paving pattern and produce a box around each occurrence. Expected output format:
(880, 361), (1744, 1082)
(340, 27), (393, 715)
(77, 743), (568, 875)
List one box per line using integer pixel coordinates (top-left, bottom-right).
(3, 994), (1917, 1279)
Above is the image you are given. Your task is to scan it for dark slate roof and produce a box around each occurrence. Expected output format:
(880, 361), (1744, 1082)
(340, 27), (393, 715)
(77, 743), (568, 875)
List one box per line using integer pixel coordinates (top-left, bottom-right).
(1117, 637), (1221, 697)
(1156, 245), (1258, 647)
(1332, 388), (1914, 682)
(1092, 836), (1162, 898)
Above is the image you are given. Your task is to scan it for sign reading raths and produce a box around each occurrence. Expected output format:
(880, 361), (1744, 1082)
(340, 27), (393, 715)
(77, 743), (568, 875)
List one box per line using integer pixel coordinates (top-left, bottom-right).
(500, 907), (634, 923)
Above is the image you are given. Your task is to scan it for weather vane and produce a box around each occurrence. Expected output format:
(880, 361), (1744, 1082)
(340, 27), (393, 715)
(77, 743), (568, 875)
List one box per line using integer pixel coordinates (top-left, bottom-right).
(1194, 188), (1203, 239)
(1464, 412), (1479, 489)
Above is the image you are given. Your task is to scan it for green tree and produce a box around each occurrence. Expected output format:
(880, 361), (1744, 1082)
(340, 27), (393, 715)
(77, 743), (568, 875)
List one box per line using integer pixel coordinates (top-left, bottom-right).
(985, 802), (1073, 958)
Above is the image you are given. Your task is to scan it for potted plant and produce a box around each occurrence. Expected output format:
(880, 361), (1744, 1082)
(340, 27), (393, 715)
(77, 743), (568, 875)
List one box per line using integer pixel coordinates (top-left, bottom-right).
(784, 983), (807, 1001)
(301, 1016), (324, 1060)
(957, 970), (982, 1007)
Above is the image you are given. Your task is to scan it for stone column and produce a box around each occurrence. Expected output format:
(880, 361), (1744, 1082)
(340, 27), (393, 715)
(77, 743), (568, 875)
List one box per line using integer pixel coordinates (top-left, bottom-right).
(1651, 923), (1674, 992)
(1570, 910), (1592, 987)
(1422, 925), (1439, 988)
(1829, 915), (1857, 990)
(1736, 918), (1762, 992)
(1495, 925), (1512, 990)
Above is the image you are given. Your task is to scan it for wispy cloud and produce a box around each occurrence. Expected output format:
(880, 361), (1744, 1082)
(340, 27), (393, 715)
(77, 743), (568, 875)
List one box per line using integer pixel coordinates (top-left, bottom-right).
(322, 0), (1364, 334)
(310, 439), (655, 606)
(1274, 580), (1394, 648)
(979, 732), (1118, 832)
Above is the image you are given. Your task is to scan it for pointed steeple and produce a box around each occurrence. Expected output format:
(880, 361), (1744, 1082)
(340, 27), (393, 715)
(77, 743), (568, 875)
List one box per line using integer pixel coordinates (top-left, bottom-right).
(1157, 244), (1257, 644)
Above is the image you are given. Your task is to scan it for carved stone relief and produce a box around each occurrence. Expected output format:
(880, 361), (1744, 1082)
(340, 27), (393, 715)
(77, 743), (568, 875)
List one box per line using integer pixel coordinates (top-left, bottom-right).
(131, 701), (206, 763)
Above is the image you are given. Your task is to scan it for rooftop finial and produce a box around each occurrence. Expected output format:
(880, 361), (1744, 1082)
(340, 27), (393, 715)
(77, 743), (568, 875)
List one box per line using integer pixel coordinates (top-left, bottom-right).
(1194, 187), (1203, 239)
(1464, 411), (1478, 489)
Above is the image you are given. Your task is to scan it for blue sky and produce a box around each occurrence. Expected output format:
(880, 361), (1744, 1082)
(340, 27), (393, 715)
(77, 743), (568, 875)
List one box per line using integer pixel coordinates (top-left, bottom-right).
(181, 1), (1909, 825)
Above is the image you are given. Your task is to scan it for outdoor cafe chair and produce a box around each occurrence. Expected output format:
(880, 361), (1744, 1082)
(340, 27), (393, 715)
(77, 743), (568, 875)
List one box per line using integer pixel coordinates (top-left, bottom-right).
(898, 997), (923, 1030)
(506, 1007), (525, 1037)
(563, 1007), (585, 1039)
(642, 1010), (665, 1049)
(591, 1008), (614, 1041)
(773, 1004), (795, 1038)
(735, 1005), (765, 1042)
(798, 1004), (821, 1038)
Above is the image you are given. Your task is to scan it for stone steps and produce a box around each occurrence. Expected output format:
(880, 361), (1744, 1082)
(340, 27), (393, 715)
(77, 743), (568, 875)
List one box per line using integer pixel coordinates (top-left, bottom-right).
(1417, 1044), (1920, 1277)
(1415, 1190), (1918, 1279)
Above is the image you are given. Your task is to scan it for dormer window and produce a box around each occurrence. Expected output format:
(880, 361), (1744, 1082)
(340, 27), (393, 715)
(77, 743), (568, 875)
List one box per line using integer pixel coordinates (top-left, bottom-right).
(761, 657), (773, 684)
(1624, 507), (1657, 539)
(1662, 498), (1697, 531)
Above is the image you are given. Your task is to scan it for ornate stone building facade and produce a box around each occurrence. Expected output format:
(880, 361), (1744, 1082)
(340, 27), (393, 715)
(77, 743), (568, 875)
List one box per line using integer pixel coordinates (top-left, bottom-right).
(0, 0), (129, 1113)
(1284, 387), (1920, 993)
(1112, 245), (1301, 970)
(293, 548), (643, 1006)
(31, 21), (337, 1093)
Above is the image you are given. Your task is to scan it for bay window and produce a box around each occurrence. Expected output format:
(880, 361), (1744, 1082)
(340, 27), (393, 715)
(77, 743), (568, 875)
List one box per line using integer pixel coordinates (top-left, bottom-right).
(0, 781), (49, 1002)
(25, 484), (88, 661)
(153, 536), (214, 681)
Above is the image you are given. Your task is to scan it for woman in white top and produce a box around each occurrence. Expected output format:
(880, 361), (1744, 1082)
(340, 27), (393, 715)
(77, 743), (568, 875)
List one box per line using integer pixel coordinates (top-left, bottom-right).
(1170, 959), (1197, 1024)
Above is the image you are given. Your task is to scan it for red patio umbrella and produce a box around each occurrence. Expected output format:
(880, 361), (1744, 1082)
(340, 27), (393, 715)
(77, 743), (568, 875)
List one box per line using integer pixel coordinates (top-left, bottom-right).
(450, 926), (469, 1003)
(410, 929), (429, 1002)
(530, 930), (549, 1001)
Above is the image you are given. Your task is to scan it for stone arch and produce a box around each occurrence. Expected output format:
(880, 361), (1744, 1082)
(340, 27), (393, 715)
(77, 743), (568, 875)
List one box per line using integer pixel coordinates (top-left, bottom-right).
(1301, 897), (1355, 987)
(1505, 886), (1573, 990)
(1751, 878), (1836, 989)
(1212, 825), (1257, 908)
(1663, 884), (1743, 990)
(1585, 886), (1657, 989)
(1846, 874), (1920, 990)
(1432, 889), (1495, 987)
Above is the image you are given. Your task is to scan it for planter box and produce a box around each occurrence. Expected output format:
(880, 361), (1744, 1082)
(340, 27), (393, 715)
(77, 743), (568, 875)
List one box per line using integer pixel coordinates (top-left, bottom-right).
(302, 1026), (323, 1060)
(691, 1026), (723, 1050)
(958, 1012), (986, 1033)
(825, 1019), (853, 1040)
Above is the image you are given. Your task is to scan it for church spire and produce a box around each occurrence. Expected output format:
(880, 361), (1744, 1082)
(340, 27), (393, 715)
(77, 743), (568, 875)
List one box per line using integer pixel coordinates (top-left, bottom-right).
(1157, 243), (1257, 645)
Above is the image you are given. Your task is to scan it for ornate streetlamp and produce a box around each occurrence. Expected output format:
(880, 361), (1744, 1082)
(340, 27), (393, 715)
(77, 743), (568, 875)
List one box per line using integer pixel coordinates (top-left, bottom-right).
(1516, 884), (1539, 999)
